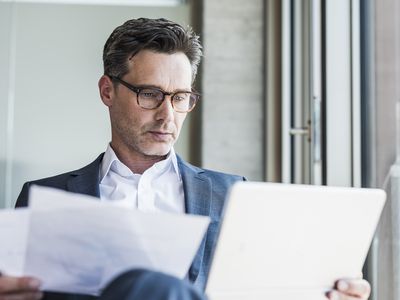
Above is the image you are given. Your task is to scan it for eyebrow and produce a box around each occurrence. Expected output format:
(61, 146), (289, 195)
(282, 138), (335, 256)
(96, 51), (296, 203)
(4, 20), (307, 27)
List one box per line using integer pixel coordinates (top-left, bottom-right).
(133, 83), (193, 93)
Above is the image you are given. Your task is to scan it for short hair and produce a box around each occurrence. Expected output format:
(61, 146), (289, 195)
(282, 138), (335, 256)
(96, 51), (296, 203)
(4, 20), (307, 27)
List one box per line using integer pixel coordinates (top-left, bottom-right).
(103, 18), (202, 82)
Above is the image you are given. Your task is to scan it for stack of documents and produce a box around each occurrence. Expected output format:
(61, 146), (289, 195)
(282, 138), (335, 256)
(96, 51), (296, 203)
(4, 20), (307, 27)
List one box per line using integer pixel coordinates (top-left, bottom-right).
(0, 186), (210, 295)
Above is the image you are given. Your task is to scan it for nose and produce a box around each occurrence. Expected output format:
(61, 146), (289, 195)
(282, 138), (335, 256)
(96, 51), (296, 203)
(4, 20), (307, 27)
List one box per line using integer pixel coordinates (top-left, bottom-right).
(155, 96), (175, 122)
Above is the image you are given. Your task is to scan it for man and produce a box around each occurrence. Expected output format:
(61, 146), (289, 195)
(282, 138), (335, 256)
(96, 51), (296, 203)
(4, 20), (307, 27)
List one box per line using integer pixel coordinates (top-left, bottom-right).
(1, 18), (370, 300)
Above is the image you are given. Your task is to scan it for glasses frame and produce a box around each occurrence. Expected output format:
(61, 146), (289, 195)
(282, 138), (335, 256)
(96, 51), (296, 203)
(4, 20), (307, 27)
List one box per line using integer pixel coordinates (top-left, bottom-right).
(108, 75), (200, 113)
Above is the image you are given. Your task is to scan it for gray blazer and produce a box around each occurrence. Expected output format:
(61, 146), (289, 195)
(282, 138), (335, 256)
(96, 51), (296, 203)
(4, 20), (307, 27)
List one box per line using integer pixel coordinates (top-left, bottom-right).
(16, 154), (244, 299)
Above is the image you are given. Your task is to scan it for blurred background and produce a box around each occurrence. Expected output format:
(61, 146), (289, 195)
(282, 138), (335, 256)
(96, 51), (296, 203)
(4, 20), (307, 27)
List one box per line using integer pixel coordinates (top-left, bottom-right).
(0, 0), (399, 299)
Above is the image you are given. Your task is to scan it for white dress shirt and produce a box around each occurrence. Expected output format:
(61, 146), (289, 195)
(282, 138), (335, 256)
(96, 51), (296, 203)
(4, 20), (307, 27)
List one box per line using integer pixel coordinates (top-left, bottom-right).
(99, 144), (185, 213)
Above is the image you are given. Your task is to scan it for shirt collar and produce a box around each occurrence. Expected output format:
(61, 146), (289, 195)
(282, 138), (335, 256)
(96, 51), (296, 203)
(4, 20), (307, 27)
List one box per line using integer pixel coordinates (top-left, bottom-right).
(169, 147), (181, 181)
(100, 144), (181, 183)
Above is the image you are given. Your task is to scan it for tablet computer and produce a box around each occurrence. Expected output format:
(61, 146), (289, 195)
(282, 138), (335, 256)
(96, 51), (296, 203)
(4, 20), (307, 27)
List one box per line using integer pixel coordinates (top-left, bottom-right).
(206, 182), (386, 300)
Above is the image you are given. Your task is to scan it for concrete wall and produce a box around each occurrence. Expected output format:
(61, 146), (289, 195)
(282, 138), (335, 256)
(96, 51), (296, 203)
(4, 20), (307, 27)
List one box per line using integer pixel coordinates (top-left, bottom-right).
(201, 0), (265, 180)
(367, 0), (400, 299)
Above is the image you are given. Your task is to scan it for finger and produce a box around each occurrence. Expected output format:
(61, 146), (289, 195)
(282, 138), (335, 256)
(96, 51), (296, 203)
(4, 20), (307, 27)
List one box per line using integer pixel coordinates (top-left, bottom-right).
(326, 290), (363, 300)
(336, 279), (371, 298)
(0, 277), (41, 294)
(0, 291), (43, 300)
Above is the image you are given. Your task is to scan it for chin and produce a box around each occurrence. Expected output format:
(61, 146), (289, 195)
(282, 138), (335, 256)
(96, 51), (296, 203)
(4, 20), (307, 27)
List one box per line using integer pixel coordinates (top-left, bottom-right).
(141, 145), (172, 157)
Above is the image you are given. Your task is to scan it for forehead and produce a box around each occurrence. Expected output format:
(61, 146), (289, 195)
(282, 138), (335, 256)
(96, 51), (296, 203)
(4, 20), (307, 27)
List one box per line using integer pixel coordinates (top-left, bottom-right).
(126, 50), (192, 89)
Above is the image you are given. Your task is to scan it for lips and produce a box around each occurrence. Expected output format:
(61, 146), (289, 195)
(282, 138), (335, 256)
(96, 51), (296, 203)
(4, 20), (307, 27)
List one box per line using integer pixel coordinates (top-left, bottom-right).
(149, 131), (172, 135)
(148, 131), (173, 141)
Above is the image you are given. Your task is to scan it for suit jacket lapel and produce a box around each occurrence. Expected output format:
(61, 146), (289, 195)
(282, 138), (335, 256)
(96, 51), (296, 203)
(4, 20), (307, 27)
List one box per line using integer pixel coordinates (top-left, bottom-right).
(178, 156), (212, 283)
(67, 153), (104, 198)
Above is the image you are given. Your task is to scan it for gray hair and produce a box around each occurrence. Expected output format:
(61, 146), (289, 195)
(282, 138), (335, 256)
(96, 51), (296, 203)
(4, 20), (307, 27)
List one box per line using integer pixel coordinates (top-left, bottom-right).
(103, 18), (202, 82)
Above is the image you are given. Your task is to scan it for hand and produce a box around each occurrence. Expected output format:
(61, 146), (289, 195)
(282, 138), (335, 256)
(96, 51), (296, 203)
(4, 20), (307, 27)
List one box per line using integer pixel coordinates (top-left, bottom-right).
(0, 274), (43, 300)
(327, 278), (371, 300)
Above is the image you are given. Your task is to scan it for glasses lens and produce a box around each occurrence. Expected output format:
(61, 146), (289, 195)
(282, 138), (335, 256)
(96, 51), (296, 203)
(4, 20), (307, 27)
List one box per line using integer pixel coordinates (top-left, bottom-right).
(172, 92), (198, 112)
(138, 88), (164, 109)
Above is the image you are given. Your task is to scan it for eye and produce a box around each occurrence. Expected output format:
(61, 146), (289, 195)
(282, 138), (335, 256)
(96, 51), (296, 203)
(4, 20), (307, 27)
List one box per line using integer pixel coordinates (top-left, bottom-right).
(140, 89), (160, 99)
(174, 95), (185, 102)
(173, 93), (190, 102)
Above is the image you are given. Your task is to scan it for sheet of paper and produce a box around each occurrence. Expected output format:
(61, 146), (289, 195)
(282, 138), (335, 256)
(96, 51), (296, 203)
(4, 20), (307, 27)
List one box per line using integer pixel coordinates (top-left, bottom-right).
(29, 185), (101, 210)
(24, 186), (210, 295)
(0, 209), (30, 276)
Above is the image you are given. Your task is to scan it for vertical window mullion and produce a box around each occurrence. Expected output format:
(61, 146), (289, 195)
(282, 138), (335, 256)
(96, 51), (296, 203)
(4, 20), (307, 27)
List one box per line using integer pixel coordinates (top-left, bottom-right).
(281, 0), (292, 183)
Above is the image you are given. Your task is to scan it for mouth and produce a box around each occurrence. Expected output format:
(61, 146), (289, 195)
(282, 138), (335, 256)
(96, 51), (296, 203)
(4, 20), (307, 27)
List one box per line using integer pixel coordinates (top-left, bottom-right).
(148, 131), (173, 141)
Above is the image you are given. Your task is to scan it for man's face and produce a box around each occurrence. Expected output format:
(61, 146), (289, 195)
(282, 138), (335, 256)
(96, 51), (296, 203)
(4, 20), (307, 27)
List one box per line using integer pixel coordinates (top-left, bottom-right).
(101, 50), (192, 158)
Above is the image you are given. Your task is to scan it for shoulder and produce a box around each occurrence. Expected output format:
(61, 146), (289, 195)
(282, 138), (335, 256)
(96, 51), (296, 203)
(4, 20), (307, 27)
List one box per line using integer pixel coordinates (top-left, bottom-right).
(198, 167), (245, 187)
(178, 157), (246, 195)
(25, 153), (103, 187)
(177, 156), (246, 187)
(15, 154), (104, 207)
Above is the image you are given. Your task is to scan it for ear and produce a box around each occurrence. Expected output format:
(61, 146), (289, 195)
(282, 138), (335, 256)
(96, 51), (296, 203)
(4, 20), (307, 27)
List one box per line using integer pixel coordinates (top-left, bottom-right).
(98, 75), (115, 107)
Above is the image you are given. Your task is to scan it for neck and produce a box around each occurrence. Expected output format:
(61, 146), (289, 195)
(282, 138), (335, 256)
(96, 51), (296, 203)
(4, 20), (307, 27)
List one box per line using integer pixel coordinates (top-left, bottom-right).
(110, 141), (167, 174)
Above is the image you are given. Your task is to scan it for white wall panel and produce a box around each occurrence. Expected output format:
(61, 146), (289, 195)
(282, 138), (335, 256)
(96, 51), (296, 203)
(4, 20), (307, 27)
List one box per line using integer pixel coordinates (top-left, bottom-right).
(0, 3), (190, 207)
(325, 0), (352, 186)
(0, 3), (13, 208)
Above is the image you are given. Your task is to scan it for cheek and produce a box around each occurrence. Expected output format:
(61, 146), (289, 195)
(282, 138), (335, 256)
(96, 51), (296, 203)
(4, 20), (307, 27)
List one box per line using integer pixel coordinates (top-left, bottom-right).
(110, 105), (136, 132)
(112, 100), (144, 127)
(174, 114), (187, 133)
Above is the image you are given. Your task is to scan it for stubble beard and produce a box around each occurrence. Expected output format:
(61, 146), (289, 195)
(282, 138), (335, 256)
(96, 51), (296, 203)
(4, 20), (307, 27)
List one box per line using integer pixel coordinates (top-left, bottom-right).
(121, 128), (176, 160)
(113, 116), (178, 160)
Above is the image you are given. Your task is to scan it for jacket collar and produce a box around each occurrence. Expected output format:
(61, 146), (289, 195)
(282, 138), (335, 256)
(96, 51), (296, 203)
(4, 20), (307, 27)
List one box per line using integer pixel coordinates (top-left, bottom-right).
(67, 153), (104, 197)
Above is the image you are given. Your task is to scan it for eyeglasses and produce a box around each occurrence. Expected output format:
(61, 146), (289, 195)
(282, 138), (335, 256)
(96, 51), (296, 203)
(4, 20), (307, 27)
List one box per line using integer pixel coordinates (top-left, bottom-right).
(108, 75), (200, 113)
